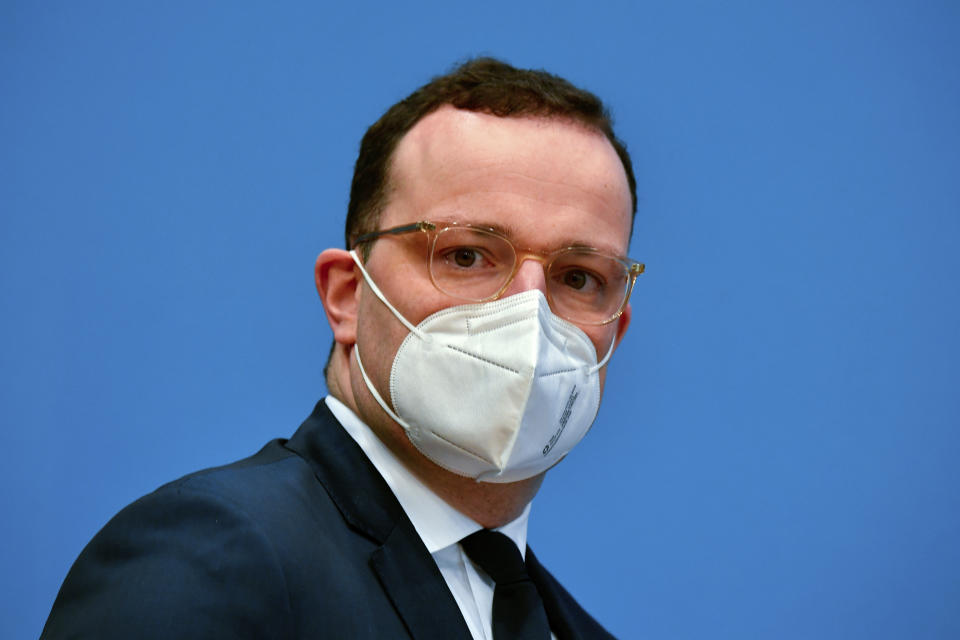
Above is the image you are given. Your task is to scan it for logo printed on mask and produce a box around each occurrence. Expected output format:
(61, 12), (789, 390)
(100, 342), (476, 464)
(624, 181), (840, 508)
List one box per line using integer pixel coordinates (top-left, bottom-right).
(543, 386), (580, 456)
(350, 250), (616, 483)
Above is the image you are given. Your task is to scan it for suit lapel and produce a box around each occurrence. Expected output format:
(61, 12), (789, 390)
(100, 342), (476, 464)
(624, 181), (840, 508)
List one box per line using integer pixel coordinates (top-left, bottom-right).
(370, 527), (473, 640)
(527, 547), (616, 640)
(285, 401), (472, 640)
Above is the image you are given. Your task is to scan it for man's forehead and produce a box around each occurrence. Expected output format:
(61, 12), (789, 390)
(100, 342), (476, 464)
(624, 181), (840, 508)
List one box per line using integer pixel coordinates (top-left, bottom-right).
(385, 107), (632, 241)
(393, 106), (608, 171)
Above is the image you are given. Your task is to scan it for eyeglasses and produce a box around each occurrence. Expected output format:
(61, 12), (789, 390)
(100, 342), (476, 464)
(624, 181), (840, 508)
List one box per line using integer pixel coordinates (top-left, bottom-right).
(352, 221), (644, 325)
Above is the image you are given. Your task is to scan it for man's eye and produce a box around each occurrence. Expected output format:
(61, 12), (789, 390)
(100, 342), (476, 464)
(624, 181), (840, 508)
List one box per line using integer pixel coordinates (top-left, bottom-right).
(453, 248), (479, 267)
(553, 266), (609, 297)
(441, 247), (489, 268)
(562, 270), (587, 289)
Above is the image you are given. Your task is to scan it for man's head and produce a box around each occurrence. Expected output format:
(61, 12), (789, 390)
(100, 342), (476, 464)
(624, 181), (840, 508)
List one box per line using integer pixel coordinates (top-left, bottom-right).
(315, 57), (639, 523)
(344, 57), (637, 251)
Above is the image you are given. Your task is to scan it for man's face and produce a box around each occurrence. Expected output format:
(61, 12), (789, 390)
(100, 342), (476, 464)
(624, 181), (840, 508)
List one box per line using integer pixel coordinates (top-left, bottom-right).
(351, 105), (633, 446)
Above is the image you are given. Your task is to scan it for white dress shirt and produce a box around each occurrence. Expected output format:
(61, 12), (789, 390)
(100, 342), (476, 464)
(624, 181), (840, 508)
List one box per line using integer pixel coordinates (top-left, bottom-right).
(326, 396), (554, 640)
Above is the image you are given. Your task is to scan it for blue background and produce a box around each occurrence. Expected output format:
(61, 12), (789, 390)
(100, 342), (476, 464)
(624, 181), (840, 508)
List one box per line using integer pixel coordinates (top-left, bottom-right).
(4, 2), (959, 638)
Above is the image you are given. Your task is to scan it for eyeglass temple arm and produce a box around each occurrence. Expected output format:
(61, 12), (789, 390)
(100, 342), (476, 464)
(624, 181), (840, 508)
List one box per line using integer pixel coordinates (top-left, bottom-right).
(352, 221), (437, 248)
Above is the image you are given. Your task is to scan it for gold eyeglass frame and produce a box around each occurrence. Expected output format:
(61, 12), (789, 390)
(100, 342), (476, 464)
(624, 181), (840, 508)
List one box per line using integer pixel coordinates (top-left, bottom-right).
(352, 220), (645, 325)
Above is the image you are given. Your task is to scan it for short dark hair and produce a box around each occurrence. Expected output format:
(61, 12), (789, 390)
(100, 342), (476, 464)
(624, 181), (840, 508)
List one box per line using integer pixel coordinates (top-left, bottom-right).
(344, 56), (637, 249)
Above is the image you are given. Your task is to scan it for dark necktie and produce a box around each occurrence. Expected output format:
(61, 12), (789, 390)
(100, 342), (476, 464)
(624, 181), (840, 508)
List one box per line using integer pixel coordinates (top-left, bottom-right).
(460, 529), (552, 640)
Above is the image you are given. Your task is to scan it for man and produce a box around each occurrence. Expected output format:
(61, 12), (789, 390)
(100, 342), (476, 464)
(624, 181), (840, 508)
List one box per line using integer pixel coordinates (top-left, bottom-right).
(42, 57), (643, 639)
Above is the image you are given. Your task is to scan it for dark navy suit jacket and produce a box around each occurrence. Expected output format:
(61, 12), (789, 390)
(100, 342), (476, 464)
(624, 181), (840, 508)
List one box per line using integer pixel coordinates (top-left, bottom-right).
(42, 401), (615, 639)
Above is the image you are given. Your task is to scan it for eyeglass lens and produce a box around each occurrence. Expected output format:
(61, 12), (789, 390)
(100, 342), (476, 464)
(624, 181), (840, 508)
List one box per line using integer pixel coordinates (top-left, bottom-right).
(428, 226), (630, 324)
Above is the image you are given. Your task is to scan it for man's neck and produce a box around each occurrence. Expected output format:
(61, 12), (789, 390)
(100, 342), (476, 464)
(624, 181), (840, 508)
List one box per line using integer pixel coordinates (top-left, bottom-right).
(352, 393), (544, 528)
(327, 358), (544, 528)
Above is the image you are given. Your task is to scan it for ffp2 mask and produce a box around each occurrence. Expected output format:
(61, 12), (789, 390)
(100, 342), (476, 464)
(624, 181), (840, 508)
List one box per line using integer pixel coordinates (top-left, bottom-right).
(351, 250), (614, 483)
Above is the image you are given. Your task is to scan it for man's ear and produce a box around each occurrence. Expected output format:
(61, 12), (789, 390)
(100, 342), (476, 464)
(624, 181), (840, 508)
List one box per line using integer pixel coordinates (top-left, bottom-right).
(614, 302), (632, 350)
(315, 249), (359, 346)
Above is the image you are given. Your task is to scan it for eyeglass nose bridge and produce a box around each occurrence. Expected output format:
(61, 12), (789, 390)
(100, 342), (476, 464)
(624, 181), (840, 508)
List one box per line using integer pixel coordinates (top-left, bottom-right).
(487, 251), (555, 299)
(493, 250), (643, 325)
(425, 228), (554, 300)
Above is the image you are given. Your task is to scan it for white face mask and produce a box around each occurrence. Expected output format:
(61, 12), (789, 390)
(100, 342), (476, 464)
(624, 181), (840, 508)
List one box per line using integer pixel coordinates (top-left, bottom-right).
(350, 251), (615, 483)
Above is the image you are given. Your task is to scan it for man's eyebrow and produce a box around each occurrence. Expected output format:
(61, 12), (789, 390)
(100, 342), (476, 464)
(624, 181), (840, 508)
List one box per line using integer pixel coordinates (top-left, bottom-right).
(449, 219), (624, 256)
(554, 240), (629, 257)
(450, 219), (513, 236)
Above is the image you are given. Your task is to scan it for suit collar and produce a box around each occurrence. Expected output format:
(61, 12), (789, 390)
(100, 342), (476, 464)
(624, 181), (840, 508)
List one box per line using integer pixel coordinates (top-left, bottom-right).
(284, 400), (472, 640)
(285, 400), (401, 542)
(325, 395), (483, 553)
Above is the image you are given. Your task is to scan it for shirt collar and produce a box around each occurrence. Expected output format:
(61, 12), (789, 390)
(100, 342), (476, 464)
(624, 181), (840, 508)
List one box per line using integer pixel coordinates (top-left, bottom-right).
(325, 396), (530, 557)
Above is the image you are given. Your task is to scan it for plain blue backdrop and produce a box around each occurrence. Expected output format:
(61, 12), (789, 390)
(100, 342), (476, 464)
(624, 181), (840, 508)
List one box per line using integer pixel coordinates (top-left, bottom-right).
(3, 2), (959, 638)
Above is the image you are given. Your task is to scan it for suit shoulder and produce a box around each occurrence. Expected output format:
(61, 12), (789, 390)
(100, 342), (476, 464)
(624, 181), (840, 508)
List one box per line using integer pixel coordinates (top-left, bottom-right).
(41, 438), (335, 640)
(161, 435), (290, 484)
(41, 446), (299, 639)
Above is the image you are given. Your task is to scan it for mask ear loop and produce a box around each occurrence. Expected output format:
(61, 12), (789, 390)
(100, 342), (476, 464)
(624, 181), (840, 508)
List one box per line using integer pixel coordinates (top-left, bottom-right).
(354, 346), (413, 431)
(588, 334), (618, 375)
(348, 249), (421, 431)
(350, 250), (427, 339)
